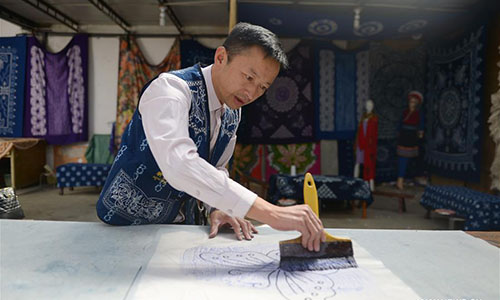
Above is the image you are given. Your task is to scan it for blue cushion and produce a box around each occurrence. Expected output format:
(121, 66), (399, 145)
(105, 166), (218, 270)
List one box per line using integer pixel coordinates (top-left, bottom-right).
(420, 185), (500, 230)
(56, 163), (111, 188)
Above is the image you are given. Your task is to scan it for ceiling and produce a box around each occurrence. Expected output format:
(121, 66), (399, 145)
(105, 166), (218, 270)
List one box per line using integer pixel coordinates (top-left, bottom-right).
(0, 0), (498, 39)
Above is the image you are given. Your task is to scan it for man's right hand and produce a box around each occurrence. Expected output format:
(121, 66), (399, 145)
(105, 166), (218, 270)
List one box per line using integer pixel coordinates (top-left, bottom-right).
(246, 197), (326, 252)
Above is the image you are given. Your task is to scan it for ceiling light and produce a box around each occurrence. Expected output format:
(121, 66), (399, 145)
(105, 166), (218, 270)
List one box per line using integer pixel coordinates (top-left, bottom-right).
(159, 6), (167, 26)
(354, 7), (362, 30)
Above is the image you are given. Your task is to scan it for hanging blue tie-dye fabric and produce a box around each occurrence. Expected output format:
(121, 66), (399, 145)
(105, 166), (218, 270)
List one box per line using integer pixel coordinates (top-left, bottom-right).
(180, 39), (215, 69)
(368, 43), (426, 182)
(425, 25), (485, 181)
(314, 43), (370, 140)
(237, 42), (314, 144)
(0, 36), (26, 137)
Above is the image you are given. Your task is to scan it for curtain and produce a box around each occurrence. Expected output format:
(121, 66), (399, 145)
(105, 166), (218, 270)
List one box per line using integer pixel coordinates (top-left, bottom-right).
(114, 36), (180, 147)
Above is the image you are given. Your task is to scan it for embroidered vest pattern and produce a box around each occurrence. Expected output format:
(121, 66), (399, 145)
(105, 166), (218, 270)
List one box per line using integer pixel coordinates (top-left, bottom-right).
(96, 64), (239, 225)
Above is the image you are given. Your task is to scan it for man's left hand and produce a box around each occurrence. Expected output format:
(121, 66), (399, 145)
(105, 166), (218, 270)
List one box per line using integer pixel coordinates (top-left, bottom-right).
(209, 209), (258, 240)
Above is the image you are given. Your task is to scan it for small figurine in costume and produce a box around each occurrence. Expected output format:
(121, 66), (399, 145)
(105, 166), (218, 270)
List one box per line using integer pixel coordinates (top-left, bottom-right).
(354, 99), (378, 191)
(396, 91), (424, 190)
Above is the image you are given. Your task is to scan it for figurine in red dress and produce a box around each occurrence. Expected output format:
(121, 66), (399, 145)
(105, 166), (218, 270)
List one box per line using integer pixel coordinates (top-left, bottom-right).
(354, 100), (378, 191)
(396, 91), (424, 190)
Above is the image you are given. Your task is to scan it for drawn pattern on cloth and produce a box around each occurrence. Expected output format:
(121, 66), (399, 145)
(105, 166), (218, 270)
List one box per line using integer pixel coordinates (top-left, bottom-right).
(183, 243), (371, 300)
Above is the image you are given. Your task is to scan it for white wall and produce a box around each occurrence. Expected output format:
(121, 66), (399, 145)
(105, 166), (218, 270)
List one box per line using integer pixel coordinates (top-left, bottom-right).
(0, 19), (24, 36)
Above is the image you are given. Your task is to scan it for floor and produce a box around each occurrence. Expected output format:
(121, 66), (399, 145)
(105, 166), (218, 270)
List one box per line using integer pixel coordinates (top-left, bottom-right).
(14, 183), (452, 230)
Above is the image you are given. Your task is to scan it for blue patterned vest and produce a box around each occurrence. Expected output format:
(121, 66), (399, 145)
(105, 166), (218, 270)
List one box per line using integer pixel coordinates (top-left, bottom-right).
(96, 64), (240, 225)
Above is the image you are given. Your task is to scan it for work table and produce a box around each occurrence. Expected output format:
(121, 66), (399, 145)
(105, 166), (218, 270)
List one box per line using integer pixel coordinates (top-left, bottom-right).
(1, 220), (498, 299)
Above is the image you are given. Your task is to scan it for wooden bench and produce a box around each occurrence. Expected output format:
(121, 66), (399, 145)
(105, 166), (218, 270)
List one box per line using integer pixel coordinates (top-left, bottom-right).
(372, 189), (414, 213)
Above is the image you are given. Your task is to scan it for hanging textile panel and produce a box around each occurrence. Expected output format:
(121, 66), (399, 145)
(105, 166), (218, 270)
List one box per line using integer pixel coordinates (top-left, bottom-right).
(24, 35), (88, 144)
(266, 142), (321, 180)
(232, 143), (263, 180)
(425, 26), (485, 181)
(373, 138), (397, 182)
(232, 143), (320, 182)
(369, 43), (426, 140)
(489, 43), (500, 191)
(237, 42), (314, 144)
(314, 44), (370, 140)
(180, 39), (215, 68)
(0, 36), (26, 137)
(337, 139), (355, 177)
(369, 43), (426, 181)
(115, 37), (180, 147)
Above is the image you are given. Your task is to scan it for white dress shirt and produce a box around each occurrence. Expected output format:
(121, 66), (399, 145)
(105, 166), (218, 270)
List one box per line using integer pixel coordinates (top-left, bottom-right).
(138, 65), (257, 218)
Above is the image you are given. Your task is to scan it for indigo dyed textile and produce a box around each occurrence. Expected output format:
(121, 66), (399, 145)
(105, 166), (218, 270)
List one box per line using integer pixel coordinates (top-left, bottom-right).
(115, 37), (180, 148)
(238, 42), (314, 144)
(268, 174), (373, 207)
(24, 35), (89, 144)
(315, 44), (369, 139)
(337, 139), (354, 177)
(0, 36), (26, 137)
(57, 163), (111, 189)
(420, 185), (500, 231)
(239, 3), (465, 40)
(374, 139), (398, 182)
(180, 39), (215, 68)
(369, 43), (426, 140)
(369, 43), (426, 181)
(425, 26), (484, 181)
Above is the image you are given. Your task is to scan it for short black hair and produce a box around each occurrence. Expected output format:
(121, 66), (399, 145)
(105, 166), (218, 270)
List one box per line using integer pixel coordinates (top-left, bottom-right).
(223, 22), (289, 69)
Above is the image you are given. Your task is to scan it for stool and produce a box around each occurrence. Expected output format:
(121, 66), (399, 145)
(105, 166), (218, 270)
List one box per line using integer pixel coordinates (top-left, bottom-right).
(372, 189), (414, 213)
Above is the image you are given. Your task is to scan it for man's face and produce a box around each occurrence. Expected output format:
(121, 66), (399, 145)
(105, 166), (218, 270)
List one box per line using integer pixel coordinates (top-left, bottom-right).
(212, 46), (281, 110)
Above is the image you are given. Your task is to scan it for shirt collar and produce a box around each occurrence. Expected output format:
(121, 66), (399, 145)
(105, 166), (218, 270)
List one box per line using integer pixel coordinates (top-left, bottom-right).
(201, 64), (224, 112)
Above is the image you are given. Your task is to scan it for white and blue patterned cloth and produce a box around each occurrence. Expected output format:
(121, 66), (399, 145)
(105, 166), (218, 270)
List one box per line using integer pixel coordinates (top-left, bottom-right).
(425, 25), (484, 180)
(0, 36), (27, 137)
(56, 163), (111, 188)
(314, 43), (369, 140)
(268, 174), (373, 207)
(420, 185), (500, 231)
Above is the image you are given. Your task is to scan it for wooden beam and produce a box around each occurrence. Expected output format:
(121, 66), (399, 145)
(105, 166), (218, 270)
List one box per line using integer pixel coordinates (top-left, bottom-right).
(87, 0), (131, 33)
(229, 0), (237, 32)
(20, 0), (79, 32)
(0, 4), (40, 31)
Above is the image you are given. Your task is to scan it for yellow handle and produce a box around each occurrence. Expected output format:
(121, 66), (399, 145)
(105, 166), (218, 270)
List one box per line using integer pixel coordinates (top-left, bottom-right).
(303, 173), (319, 217)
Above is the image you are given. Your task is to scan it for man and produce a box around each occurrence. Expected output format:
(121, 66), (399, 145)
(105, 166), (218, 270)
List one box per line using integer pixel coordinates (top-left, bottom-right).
(96, 23), (325, 252)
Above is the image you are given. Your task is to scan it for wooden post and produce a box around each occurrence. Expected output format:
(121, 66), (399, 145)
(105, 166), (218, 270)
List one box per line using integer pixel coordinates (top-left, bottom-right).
(362, 201), (367, 219)
(229, 0), (237, 32)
